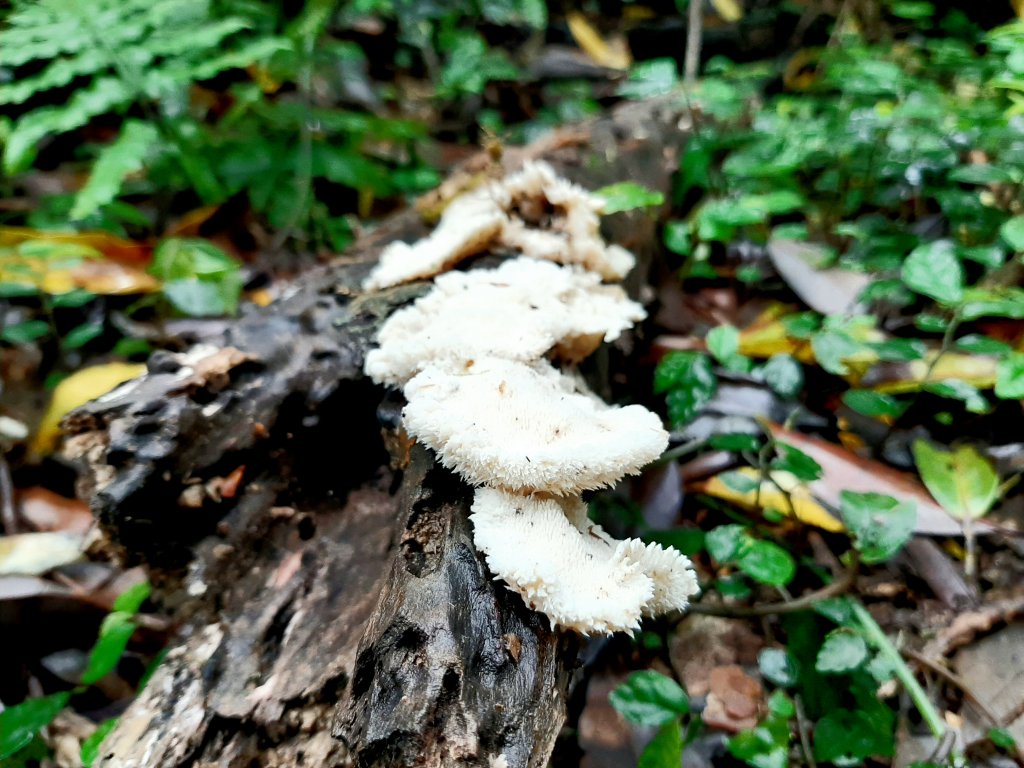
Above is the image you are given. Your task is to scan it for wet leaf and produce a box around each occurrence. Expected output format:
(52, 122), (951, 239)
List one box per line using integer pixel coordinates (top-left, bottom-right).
(901, 241), (963, 305)
(609, 671), (689, 726)
(841, 491), (916, 563)
(816, 631), (868, 674)
(912, 441), (999, 521)
(760, 354), (803, 398)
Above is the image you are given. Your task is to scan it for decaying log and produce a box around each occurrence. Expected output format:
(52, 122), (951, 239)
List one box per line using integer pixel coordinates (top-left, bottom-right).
(64, 97), (688, 767)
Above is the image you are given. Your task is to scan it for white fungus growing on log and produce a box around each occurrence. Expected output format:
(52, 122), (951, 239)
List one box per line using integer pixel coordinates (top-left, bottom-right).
(364, 162), (699, 634)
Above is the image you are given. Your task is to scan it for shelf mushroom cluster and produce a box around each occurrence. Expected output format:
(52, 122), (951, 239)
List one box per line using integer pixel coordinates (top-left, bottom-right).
(363, 161), (699, 634)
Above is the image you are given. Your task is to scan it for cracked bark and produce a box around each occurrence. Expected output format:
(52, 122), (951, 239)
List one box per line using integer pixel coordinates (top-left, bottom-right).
(64, 97), (688, 767)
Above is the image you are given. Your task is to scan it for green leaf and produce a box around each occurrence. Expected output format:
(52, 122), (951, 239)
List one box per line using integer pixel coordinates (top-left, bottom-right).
(70, 120), (159, 220)
(618, 58), (678, 99)
(995, 352), (1024, 399)
(595, 182), (664, 214)
(1000, 215), (1024, 251)
(663, 220), (692, 255)
(901, 241), (963, 305)
(814, 708), (894, 763)
(912, 440), (999, 521)
(0, 691), (71, 758)
(709, 433), (762, 452)
(654, 351), (718, 428)
(989, 727), (1016, 750)
(771, 443), (822, 482)
(81, 717), (118, 767)
(113, 580), (150, 614)
(760, 354), (803, 398)
(842, 390), (907, 419)
(50, 289), (96, 308)
(63, 321), (104, 350)
(81, 611), (136, 685)
(810, 329), (865, 376)
(759, 648), (798, 687)
(609, 671), (689, 726)
(706, 524), (746, 562)
(707, 324), (740, 364)
(949, 165), (1016, 184)
(815, 630), (868, 674)
(729, 726), (788, 768)
(924, 380), (991, 414)
(955, 334), (1013, 357)
(638, 721), (684, 768)
(1, 319), (50, 344)
(151, 238), (242, 317)
(841, 491), (916, 564)
(738, 539), (796, 587)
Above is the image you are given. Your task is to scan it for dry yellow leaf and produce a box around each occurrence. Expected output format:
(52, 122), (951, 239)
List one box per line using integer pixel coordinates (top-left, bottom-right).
(566, 12), (632, 71)
(698, 467), (845, 532)
(32, 362), (146, 457)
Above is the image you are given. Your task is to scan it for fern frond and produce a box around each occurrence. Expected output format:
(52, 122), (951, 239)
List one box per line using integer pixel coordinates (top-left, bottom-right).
(70, 120), (161, 220)
(3, 77), (132, 174)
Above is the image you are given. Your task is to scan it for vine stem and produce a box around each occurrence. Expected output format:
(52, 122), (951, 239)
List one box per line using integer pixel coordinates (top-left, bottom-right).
(851, 601), (949, 742)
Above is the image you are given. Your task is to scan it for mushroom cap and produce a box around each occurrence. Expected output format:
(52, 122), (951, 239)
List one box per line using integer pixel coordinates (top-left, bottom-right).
(470, 488), (653, 634)
(364, 258), (645, 386)
(403, 359), (669, 495)
(363, 194), (505, 291)
(363, 160), (637, 290)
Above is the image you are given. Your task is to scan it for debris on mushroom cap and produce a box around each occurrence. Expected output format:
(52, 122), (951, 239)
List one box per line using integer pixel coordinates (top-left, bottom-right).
(362, 160), (636, 290)
(364, 257), (645, 386)
(363, 194), (505, 291)
(470, 488), (654, 634)
(403, 359), (669, 495)
(617, 539), (701, 616)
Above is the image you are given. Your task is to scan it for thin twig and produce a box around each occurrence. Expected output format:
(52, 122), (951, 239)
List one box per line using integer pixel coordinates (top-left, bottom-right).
(794, 694), (818, 768)
(903, 649), (1003, 729)
(684, 0), (703, 85)
(0, 453), (19, 534)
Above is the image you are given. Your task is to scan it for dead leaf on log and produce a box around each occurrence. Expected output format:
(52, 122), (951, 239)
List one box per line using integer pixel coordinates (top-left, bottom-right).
(17, 487), (93, 535)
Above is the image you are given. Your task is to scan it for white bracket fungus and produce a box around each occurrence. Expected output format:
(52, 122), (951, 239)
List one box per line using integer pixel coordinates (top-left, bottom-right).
(364, 162), (699, 634)
(363, 160), (636, 292)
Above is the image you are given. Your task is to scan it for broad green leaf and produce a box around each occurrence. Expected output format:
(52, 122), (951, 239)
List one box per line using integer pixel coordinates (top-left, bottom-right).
(924, 380), (991, 414)
(618, 58), (678, 99)
(995, 352), (1024, 399)
(70, 120), (159, 220)
(760, 354), (803, 398)
(1000, 215), (1024, 251)
(595, 182), (664, 214)
(771, 443), (822, 482)
(151, 238), (242, 317)
(901, 241), (963, 305)
(707, 324), (740, 364)
(758, 648), (798, 687)
(609, 671), (689, 726)
(949, 164), (1016, 184)
(708, 432), (762, 452)
(841, 491), (916, 563)
(814, 708), (894, 763)
(842, 390), (907, 419)
(62, 321), (103, 350)
(81, 611), (135, 685)
(0, 691), (71, 758)
(815, 630), (868, 674)
(737, 539), (796, 587)
(912, 441), (999, 521)
(706, 524), (746, 562)
(663, 220), (692, 255)
(654, 351), (718, 427)
(638, 721), (684, 768)
(1, 319), (50, 344)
